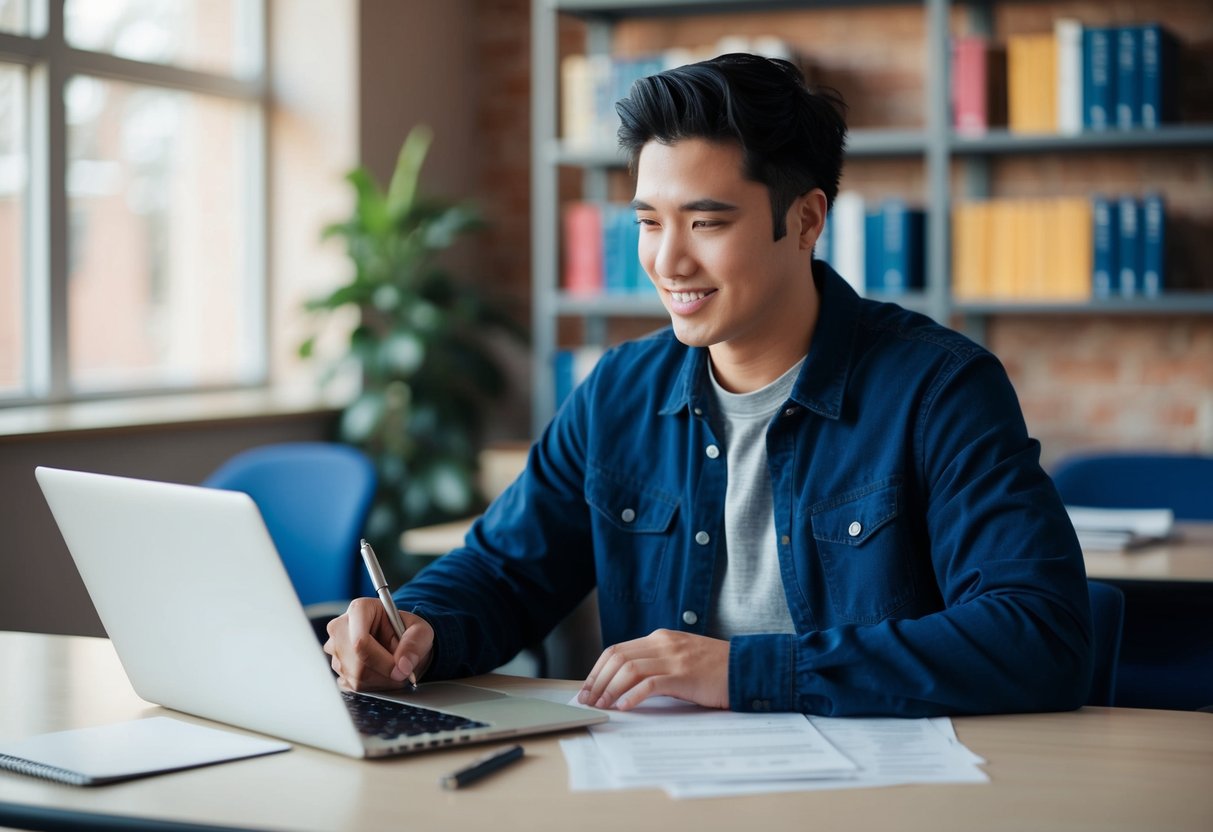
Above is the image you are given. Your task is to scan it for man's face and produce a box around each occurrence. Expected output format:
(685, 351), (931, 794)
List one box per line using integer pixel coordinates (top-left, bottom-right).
(632, 138), (817, 362)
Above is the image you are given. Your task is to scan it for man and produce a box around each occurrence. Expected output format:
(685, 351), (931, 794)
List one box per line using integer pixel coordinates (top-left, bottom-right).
(325, 53), (1092, 717)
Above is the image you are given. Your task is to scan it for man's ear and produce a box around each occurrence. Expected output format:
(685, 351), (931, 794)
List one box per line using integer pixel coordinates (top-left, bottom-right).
(796, 189), (828, 252)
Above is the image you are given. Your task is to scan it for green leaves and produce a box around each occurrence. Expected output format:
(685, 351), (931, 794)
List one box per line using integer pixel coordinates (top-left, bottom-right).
(299, 124), (526, 564)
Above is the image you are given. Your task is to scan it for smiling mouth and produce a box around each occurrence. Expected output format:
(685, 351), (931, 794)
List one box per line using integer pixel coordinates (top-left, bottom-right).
(669, 289), (716, 303)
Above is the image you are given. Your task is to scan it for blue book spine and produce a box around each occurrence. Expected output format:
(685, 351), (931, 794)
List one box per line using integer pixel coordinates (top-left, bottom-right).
(1117, 195), (1141, 297)
(627, 205), (644, 293)
(864, 210), (883, 292)
(1083, 28), (1116, 131)
(1091, 196), (1119, 298)
(601, 204), (627, 294)
(1141, 193), (1165, 296)
(1115, 26), (1141, 130)
(906, 209), (926, 290)
(881, 200), (907, 294)
(1139, 24), (1179, 128)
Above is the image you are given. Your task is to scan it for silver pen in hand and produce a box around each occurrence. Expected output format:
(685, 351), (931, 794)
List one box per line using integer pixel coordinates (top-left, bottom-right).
(359, 539), (419, 691)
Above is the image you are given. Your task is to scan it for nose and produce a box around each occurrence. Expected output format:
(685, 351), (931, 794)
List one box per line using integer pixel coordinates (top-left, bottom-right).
(651, 227), (695, 282)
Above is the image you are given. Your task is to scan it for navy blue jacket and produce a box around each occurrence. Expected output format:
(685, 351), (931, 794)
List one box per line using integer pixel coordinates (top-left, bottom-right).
(397, 262), (1093, 716)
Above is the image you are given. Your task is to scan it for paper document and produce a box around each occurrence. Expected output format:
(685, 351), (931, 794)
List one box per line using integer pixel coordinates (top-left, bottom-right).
(559, 696), (987, 799)
(585, 698), (856, 785)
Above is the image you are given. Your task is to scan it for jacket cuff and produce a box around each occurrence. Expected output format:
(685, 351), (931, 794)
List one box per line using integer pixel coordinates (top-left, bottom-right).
(729, 633), (795, 712)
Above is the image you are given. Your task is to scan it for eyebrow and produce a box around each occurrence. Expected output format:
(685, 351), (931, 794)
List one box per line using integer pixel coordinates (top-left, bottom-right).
(630, 198), (739, 213)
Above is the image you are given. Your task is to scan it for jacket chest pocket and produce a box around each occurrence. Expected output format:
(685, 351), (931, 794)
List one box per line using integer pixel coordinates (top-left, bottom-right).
(586, 466), (679, 603)
(810, 479), (914, 625)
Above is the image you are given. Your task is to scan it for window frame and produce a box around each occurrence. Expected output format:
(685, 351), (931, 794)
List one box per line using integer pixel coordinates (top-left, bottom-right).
(0, 0), (269, 407)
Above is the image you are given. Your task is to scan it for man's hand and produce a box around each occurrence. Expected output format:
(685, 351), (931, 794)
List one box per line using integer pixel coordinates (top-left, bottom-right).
(577, 629), (730, 711)
(323, 597), (434, 691)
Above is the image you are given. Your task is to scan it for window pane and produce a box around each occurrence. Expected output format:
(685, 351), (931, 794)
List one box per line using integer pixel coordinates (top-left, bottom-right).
(0, 64), (26, 396)
(0, 0), (27, 35)
(66, 76), (263, 393)
(65, 0), (260, 78)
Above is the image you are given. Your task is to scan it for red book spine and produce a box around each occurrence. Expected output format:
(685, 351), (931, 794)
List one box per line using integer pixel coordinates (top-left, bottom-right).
(562, 202), (604, 295)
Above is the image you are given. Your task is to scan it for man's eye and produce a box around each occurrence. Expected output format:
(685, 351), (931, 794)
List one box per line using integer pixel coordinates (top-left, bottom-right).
(692, 219), (722, 229)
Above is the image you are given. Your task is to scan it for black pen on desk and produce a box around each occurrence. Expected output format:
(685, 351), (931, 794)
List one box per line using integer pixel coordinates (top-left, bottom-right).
(359, 539), (419, 690)
(441, 744), (524, 790)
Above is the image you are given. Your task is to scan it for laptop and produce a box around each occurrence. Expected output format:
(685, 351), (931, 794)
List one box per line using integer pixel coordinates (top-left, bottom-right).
(35, 466), (607, 759)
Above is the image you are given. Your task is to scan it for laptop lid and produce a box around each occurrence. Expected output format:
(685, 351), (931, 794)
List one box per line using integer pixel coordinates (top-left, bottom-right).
(35, 466), (605, 758)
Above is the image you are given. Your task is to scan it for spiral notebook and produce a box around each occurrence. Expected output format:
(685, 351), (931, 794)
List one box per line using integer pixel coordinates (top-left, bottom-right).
(0, 717), (290, 787)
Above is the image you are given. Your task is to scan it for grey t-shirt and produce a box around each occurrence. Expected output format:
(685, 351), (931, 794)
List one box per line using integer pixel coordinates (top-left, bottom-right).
(705, 357), (803, 640)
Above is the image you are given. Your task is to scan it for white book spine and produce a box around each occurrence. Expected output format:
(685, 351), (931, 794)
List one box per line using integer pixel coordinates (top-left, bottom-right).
(1056, 19), (1084, 135)
(831, 192), (866, 295)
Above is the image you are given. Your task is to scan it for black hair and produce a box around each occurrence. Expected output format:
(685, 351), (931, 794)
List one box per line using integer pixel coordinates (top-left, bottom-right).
(616, 53), (848, 241)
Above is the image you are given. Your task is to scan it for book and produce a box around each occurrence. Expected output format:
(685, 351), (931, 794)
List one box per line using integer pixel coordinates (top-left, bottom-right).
(554, 346), (605, 408)
(879, 199), (925, 294)
(864, 209), (883, 292)
(1008, 33), (1057, 134)
(1091, 195), (1119, 298)
(1141, 192), (1166, 296)
(950, 201), (990, 300)
(1139, 23), (1180, 128)
(1117, 195), (1141, 297)
(1115, 26), (1141, 129)
(1055, 19), (1084, 135)
(1082, 27), (1116, 130)
(952, 35), (990, 135)
(830, 191), (866, 295)
(563, 202), (604, 294)
(561, 54), (593, 149)
(0, 716), (289, 787)
(1066, 505), (1175, 551)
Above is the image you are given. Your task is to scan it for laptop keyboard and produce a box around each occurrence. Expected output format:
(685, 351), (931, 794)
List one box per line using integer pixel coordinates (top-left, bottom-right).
(341, 691), (488, 739)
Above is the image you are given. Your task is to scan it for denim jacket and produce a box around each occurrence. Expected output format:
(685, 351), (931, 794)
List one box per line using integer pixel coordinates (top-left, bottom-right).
(397, 262), (1093, 717)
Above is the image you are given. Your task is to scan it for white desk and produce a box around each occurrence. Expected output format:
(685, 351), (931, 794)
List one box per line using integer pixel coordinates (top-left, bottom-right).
(1, 631), (1211, 832)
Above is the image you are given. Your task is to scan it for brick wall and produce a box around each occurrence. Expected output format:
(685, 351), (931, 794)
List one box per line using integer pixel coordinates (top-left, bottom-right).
(470, 0), (1213, 466)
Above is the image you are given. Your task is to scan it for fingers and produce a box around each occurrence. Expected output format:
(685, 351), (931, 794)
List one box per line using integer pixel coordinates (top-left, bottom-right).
(324, 598), (408, 691)
(577, 629), (730, 711)
(390, 611), (435, 684)
(578, 629), (675, 709)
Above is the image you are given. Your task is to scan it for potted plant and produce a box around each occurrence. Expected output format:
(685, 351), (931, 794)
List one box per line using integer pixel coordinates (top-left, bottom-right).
(301, 125), (525, 574)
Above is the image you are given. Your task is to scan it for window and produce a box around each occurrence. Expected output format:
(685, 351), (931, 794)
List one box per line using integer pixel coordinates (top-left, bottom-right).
(0, 0), (266, 405)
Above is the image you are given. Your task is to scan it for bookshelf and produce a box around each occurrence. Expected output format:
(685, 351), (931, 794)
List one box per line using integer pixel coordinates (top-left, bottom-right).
(529, 0), (1213, 436)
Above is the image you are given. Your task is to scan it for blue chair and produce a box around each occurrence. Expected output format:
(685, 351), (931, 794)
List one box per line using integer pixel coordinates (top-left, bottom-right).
(1052, 452), (1213, 521)
(1053, 451), (1213, 710)
(1086, 580), (1125, 707)
(202, 442), (378, 610)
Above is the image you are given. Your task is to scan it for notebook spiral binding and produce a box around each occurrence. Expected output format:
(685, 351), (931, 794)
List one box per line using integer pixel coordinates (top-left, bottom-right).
(0, 752), (92, 786)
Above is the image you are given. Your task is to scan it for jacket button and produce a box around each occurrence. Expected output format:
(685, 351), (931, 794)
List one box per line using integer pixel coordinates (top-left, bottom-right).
(780, 534), (790, 545)
(848, 521), (862, 537)
(783, 407), (798, 417)
(695, 530), (710, 545)
(682, 610), (698, 625)
(705, 444), (720, 459)
(693, 407), (703, 416)
(621, 508), (636, 523)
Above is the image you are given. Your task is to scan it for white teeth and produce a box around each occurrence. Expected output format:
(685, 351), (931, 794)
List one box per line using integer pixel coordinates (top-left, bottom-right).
(671, 290), (709, 303)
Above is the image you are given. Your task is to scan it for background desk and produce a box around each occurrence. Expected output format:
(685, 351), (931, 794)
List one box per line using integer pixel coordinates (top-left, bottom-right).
(1, 631), (1211, 832)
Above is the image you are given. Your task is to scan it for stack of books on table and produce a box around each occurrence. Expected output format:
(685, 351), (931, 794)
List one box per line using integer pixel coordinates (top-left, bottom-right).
(1066, 505), (1175, 551)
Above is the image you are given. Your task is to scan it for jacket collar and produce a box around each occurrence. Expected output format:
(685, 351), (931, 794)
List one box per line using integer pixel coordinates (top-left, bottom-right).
(659, 261), (858, 420)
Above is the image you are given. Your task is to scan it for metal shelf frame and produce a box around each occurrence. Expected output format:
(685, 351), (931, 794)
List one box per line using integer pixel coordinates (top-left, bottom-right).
(531, 0), (1213, 436)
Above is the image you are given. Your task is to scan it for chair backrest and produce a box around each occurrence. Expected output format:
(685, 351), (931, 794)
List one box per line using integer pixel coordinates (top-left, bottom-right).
(1086, 580), (1125, 707)
(1051, 452), (1213, 521)
(202, 442), (377, 607)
